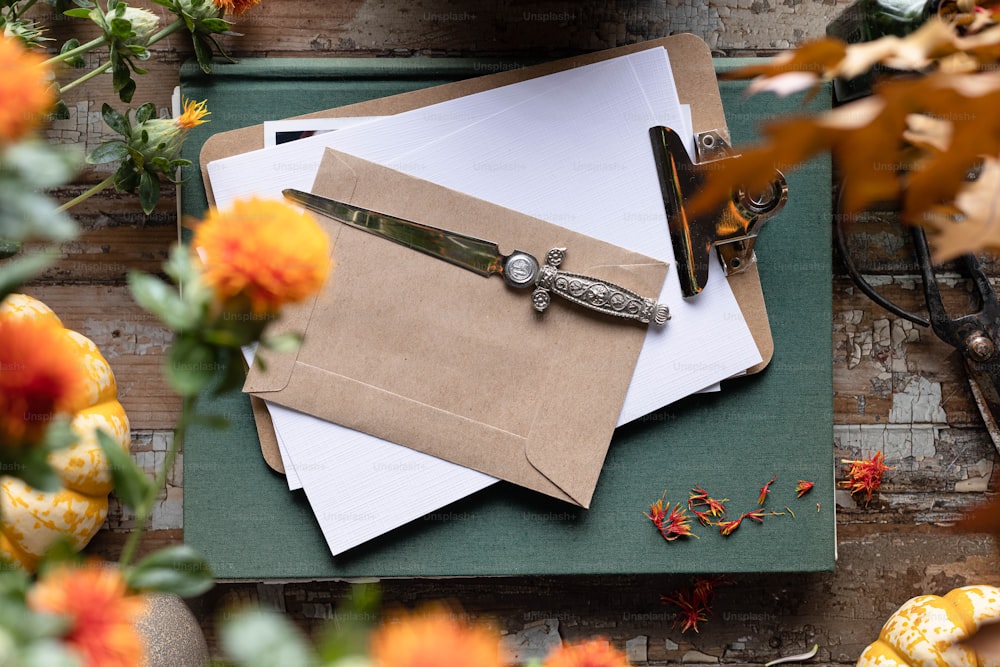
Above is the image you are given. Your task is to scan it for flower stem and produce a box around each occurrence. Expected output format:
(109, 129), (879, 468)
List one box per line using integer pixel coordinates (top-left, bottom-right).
(12, 0), (39, 20)
(119, 392), (196, 568)
(56, 174), (116, 213)
(42, 35), (107, 66)
(57, 59), (112, 96)
(145, 18), (186, 47)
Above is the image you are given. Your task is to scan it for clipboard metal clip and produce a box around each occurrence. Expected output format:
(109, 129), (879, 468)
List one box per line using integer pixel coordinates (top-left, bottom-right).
(649, 126), (788, 298)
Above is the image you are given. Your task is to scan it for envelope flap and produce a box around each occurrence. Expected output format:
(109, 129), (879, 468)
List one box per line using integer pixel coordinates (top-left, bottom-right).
(521, 259), (669, 507)
(244, 148), (668, 505)
(240, 159), (358, 394)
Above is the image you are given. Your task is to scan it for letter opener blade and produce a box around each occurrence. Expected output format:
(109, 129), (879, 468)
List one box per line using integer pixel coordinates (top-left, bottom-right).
(283, 189), (670, 326)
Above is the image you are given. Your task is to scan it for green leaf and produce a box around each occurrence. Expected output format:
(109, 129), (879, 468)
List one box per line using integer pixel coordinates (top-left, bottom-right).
(118, 77), (136, 103)
(50, 98), (71, 120)
(192, 34), (213, 74)
(165, 334), (218, 395)
(0, 239), (21, 259)
(20, 640), (83, 667)
(39, 416), (78, 454)
(135, 101), (156, 124)
(58, 37), (85, 68)
(35, 536), (83, 577)
(317, 583), (380, 663)
(220, 609), (317, 667)
(127, 270), (199, 331)
(198, 17), (230, 33)
(261, 332), (303, 354)
(138, 169), (160, 214)
(0, 252), (56, 301)
(101, 102), (130, 136)
(11, 447), (62, 493)
(86, 139), (128, 165)
(127, 545), (214, 597)
(110, 16), (132, 39)
(113, 160), (140, 192)
(62, 8), (92, 18)
(95, 428), (153, 512)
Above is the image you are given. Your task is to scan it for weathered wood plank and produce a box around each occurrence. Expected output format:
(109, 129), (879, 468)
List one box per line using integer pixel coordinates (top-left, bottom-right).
(13, 0), (1000, 663)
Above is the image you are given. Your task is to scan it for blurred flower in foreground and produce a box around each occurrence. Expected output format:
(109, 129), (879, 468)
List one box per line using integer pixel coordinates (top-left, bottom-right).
(0, 312), (86, 448)
(193, 196), (331, 316)
(0, 34), (54, 142)
(370, 604), (508, 667)
(27, 560), (148, 667)
(542, 638), (630, 667)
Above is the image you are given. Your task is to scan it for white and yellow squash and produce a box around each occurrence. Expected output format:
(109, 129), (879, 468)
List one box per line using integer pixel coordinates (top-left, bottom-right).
(0, 293), (131, 571)
(857, 585), (1000, 666)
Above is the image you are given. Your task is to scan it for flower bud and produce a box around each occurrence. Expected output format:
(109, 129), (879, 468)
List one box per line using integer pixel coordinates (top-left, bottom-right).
(174, 0), (222, 21)
(117, 7), (161, 47)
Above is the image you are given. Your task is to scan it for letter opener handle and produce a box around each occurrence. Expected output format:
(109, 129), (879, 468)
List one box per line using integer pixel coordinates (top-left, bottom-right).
(283, 189), (670, 326)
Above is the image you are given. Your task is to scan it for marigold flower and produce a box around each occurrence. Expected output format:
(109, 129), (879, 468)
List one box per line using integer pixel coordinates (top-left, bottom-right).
(27, 561), (147, 667)
(0, 34), (55, 142)
(841, 451), (892, 504)
(542, 638), (629, 667)
(192, 197), (331, 315)
(370, 604), (506, 667)
(212, 0), (261, 14)
(795, 480), (814, 498)
(645, 492), (697, 541)
(0, 311), (88, 447)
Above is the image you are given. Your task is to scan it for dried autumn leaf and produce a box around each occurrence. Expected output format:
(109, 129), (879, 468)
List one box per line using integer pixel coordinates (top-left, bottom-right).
(923, 156), (1000, 261)
(836, 19), (955, 79)
(903, 113), (952, 153)
(725, 38), (847, 98)
(686, 96), (896, 218)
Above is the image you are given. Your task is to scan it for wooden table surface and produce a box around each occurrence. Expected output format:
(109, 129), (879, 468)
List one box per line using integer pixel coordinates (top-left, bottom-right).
(27, 0), (1000, 664)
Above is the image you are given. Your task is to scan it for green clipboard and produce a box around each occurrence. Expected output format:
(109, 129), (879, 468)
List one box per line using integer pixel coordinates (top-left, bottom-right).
(180, 48), (834, 579)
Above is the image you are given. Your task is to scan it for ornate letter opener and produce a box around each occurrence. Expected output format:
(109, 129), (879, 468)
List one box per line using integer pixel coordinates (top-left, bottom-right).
(283, 189), (670, 326)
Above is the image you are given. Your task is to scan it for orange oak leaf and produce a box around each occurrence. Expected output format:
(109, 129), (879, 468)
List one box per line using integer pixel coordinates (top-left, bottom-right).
(922, 156), (1000, 261)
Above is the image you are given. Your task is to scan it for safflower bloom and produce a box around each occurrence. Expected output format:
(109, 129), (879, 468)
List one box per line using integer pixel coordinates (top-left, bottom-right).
(0, 34), (55, 142)
(213, 0), (261, 14)
(370, 604), (507, 667)
(27, 561), (147, 667)
(131, 97), (210, 164)
(543, 638), (629, 667)
(193, 197), (331, 315)
(0, 313), (88, 447)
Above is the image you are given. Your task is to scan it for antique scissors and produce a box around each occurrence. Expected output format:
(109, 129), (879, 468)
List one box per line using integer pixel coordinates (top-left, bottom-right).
(835, 216), (1000, 452)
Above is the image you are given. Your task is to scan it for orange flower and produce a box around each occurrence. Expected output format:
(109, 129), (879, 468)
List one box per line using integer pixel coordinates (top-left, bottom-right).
(176, 97), (210, 129)
(841, 451), (892, 504)
(27, 561), (147, 667)
(0, 34), (55, 142)
(645, 492), (697, 541)
(193, 197), (331, 315)
(543, 638), (629, 667)
(212, 0), (261, 14)
(370, 604), (507, 667)
(0, 315), (87, 447)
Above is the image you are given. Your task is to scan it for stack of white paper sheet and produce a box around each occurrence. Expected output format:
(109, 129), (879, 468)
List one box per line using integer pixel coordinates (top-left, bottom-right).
(208, 47), (762, 556)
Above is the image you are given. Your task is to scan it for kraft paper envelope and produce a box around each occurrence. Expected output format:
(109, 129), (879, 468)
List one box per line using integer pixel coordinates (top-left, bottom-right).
(202, 35), (773, 477)
(243, 149), (669, 507)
